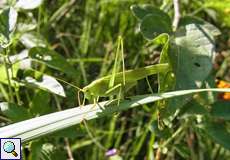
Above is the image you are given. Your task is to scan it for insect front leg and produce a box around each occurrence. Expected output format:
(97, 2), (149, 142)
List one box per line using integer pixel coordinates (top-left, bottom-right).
(105, 83), (123, 105)
(92, 96), (98, 108)
(105, 83), (122, 96)
(91, 96), (105, 110)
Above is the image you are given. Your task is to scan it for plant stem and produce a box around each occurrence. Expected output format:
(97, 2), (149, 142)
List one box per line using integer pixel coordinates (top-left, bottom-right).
(3, 49), (14, 103)
(162, 125), (184, 147)
(83, 120), (106, 151)
(54, 95), (75, 160)
(8, 58), (21, 104)
(64, 137), (75, 160)
(147, 133), (155, 160)
(0, 115), (11, 123)
(105, 116), (117, 148)
(0, 84), (9, 101)
(131, 111), (157, 159)
(155, 146), (162, 160)
(173, 0), (181, 30)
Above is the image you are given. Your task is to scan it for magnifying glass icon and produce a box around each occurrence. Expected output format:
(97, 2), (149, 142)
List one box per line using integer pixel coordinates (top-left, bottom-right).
(3, 141), (18, 157)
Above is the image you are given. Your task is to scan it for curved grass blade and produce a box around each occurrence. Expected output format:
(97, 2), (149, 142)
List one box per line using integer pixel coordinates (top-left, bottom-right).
(0, 88), (229, 143)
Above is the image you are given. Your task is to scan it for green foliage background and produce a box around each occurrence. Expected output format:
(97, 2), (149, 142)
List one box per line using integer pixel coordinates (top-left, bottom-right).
(0, 0), (230, 159)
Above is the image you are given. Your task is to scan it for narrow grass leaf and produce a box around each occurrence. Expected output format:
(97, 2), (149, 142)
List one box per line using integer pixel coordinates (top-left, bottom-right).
(0, 88), (229, 142)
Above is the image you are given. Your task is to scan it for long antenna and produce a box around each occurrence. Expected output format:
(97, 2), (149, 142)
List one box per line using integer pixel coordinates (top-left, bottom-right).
(25, 68), (82, 91)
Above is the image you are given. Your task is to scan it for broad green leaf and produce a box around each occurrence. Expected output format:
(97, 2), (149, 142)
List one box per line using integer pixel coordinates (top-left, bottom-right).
(17, 22), (37, 33)
(211, 101), (230, 120)
(130, 4), (171, 25)
(172, 24), (215, 88)
(180, 100), (208, 117)
(20, 33), (46, 48)
(166, 23), (217, 115)
(149, 121), (171, 139)
(131, 4), (172, 40)
(0, 102), (31, 122)
(9, 49), (31, 69)
(30, 90), (52, 116)
(29, 140), (43, 160)
(0, 64), (65, 97)
(151, 33), (175, 93)
(29, 47), (77, 78)
(50, 126), (87, 139)
(196, 73), (217, 105)
(8, 7), (17, 31)
(15, 0), (44, 10)
(202, 122), (230, 150)
(0, 7), (18, 48)
(140, 14), (172, 40)
(0, 49), (31, 69)
(23, 74), (66, 97)
(179, 16), (221, 37)
(0, 88), (229, 142)
(151, 34), (176, 119)
(8, 49), (28, 62)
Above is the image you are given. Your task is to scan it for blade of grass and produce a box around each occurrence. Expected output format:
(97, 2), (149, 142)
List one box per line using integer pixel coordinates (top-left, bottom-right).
(48, 0), (76, 25)
(0, 88), (229, 143)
